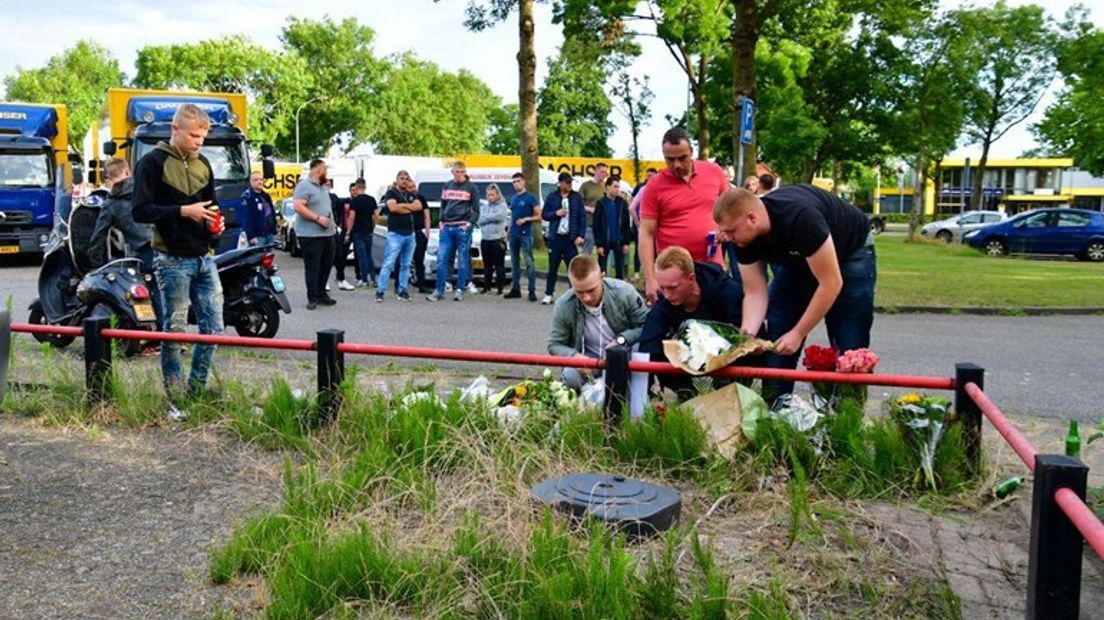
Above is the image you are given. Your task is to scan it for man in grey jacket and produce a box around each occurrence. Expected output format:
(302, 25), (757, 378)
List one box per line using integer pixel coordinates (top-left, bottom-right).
(429, 161), (480, 301)
(547, 254), (648, 389)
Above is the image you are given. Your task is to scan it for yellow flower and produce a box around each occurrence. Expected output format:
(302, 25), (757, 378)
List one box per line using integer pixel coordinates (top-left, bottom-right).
(897, 393), (922, 405)
(515, 385), (528, 398)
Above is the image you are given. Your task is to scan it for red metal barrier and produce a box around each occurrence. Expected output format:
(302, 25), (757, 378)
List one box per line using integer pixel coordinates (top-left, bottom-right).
(100, 328), (316, 352)
(627, 359), (957, 389)
(12, 323), (84, 337)
(337, 342), (605, 370)
(1054, 488), (1104, 561)
(965, 382), (1038, 472)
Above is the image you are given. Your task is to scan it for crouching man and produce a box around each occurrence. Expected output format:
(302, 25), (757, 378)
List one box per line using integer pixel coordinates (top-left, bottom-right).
(547, 254), (648, 389)
(638, 246), (762, 399)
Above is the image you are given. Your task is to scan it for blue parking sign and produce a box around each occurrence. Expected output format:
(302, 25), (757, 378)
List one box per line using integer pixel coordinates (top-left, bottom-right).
(740, 98), (755, 145)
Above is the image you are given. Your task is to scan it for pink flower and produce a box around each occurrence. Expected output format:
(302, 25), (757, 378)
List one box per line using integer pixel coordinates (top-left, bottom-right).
(837, 348), (879, 373)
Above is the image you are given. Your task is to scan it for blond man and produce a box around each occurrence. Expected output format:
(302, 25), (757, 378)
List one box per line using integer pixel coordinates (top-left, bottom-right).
(133, 103), (224, 405)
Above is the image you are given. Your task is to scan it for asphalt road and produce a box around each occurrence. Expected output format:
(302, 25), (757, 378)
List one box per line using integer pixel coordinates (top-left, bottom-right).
(3, 253), (1101, 421)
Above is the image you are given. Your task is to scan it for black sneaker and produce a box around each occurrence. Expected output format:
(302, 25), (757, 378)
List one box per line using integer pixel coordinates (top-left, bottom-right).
(503, 289), (521, 299)
(306, 300), (319, 310)
(398, 292), (411, 302)
(320, 294), (337, 306)
(528, 291), (538, 302)
(375, 291), (384, 303)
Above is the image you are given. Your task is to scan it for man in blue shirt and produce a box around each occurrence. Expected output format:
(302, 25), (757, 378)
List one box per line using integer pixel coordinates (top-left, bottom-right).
(504, 172), (541, 301)
(238, 172), (277, 246)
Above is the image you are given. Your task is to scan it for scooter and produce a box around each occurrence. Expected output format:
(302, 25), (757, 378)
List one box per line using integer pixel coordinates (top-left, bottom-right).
(188, 244), (291, 338)
(28, 192), (157, 357)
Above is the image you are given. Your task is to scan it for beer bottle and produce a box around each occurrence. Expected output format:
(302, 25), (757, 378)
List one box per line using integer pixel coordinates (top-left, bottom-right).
(992, 476), (1025, 499)
(1065, 420), (1081, 458)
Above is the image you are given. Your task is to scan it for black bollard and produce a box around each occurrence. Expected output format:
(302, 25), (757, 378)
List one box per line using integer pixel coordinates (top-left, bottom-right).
(316, 329), (345, 425)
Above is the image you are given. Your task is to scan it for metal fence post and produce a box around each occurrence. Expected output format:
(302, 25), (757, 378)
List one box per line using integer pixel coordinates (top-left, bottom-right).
(83, 316), (113, 404)
(603, 344), (630, 429)
(317, 329), (345, 425)
(955, 363), (985, 473)
(1027, 453), (1088, 620)
(0, 309), (10, 403)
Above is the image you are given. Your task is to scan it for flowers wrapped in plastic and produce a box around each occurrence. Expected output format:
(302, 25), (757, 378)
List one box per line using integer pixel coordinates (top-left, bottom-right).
(488, 374), (579, 429)
(890, 393), (953, 491)
(663, 319), (772, 375)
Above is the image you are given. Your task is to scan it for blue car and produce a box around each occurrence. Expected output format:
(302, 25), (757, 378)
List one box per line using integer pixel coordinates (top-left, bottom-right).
(963, 208), (1104, 262)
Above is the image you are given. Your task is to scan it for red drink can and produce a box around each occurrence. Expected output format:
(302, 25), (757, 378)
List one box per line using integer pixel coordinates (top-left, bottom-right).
(207, 206), (222, 234)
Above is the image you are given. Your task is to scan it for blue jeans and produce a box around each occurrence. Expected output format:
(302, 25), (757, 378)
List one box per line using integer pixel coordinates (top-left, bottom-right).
(509, 234), (536, 293)
(352, 230), (376, 282)
(435, 225), (472, 295)
(545, 234), (578, 297)
(153, 252), (224, 394)
(764, 245), (877, 399)
(376, 232), (415, 295)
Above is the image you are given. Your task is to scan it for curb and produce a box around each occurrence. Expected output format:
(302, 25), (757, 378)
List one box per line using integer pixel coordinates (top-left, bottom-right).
(535, 271), (1103, 316)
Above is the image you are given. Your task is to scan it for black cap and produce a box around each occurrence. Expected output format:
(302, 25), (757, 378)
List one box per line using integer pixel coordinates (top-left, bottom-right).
(558, 172), (573, 183)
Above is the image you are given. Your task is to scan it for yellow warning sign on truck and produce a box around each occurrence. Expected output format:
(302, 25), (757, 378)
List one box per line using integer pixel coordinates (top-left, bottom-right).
(449, 154), (665, 186)
(252, 162), (302, 202)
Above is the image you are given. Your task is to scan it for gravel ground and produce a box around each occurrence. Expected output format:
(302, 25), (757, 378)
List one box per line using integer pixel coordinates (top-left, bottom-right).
(0, 416), (283, 619)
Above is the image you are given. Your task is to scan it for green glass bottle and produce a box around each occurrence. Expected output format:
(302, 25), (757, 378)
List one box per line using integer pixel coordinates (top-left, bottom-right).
(1066, 420), (1081, 458)
(992, 476), (1025, 499)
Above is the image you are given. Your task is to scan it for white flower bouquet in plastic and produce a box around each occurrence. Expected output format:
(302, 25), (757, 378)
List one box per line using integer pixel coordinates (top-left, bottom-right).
(662, 319), (772, 375)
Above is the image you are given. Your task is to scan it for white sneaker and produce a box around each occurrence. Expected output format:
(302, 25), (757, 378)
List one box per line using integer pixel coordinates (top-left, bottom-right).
(466, 282), (478, 295)
(166, 404), (188, 421)
(338, 279), (355, 291)
(541, 294), (553, 305)
(325, 283), (331, 292)
(444, 282), (454, 292)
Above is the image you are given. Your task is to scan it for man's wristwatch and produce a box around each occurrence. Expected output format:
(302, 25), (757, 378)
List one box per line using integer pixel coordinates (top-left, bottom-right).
(615, 336), (627, 346)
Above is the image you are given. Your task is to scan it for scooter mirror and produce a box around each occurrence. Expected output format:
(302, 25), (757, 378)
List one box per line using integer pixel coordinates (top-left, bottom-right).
(103, 141), (117, 156)
(263, 159), (276, 180)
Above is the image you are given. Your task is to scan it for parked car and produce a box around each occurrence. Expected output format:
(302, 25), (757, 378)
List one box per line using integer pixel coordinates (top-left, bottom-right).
(963, 208), (1104, 262)
(275, 198), (300, 257)
(920, 210), (1006, 242)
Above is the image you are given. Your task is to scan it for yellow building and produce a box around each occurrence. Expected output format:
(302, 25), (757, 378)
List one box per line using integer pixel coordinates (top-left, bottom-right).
(875, 158), (1104, 216)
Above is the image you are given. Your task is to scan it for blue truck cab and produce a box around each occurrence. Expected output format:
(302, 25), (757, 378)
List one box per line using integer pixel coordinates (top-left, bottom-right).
(0, 103), (71, 256)
(94, 89), (259, 254)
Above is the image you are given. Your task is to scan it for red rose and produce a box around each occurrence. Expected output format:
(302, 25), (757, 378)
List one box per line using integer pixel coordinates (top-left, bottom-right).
(802, 345), (839, 372)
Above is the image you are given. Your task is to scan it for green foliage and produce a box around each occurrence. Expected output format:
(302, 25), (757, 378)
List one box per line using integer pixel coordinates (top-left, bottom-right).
(3, 40), (125, 144)
(370, 55), (502, 155)
(133, 36), (312, 150)
(226, 378), (317, 452)
(1034, 8), (1104, 175)
(278, 16), (390, 157)
(486, 103), (521, 154)
(611, 405), (708, 475)
(537, 39), (614, 157)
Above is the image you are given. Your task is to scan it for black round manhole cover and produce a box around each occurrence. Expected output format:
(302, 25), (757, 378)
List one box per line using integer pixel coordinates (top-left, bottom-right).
(532, 472), (681, 540)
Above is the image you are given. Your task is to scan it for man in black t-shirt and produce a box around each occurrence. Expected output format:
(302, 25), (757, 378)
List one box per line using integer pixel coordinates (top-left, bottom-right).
(713, 184), (876, 399)
(375, 170), (421, 302)
(347, 178), (378, 287)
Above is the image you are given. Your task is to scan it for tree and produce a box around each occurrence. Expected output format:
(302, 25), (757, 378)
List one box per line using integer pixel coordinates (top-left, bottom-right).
(133, 36), (312, 151)
(612, 71), (654, 182)
(1034, 9), (1104, 175)
(3, 40), (125, 145)
(883, 11), (975, 238)
(279, 16), (389, 157)
(441, 0), (542, 196)
(486, 103), (521, 155)
(536, 40), (615, 157)
(955, 1), (1056, 210)
(369, 55), (502, 155)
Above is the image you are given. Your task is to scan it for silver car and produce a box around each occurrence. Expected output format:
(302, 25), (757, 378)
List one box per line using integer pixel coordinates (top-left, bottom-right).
(920, 210), (1006, 242)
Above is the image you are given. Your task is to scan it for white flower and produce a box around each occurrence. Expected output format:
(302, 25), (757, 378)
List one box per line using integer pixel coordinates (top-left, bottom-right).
(542, 368), (553, 380)
(401, 391), (441, 408)
(678, 321), (731, 372)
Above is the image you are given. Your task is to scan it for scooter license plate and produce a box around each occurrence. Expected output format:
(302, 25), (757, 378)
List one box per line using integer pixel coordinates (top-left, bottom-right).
(271, 275), (285, 293)
(133, 301), (156, 322)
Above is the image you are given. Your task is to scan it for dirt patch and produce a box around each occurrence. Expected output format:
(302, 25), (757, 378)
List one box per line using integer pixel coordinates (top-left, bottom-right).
(0, 416), (283, 618)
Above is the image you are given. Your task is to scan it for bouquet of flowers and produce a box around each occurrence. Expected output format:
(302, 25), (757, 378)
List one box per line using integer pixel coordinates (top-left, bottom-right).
(802, 345), (878, 411)
(488, 370), (578, 428)
(663, 319), (772, 375)
(889, 393), (953, 491)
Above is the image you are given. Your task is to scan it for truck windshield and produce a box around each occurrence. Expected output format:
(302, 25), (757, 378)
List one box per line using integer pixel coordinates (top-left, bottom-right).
(134, 140), (250, 182)
(0, 151), (52, 188)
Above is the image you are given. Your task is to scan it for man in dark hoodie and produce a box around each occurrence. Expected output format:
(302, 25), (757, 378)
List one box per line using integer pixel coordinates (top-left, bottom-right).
(237, 171), (277, 246)
(428, 161), (479, 302)
(637, 246), (761, 399)
(133, 103), (224, 404)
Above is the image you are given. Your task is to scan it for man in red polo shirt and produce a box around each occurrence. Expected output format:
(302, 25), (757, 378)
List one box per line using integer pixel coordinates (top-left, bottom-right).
(639, 127), (732, 304)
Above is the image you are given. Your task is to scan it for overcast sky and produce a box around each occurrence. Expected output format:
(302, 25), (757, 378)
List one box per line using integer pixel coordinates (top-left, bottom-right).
(0, 0), (1098, 162)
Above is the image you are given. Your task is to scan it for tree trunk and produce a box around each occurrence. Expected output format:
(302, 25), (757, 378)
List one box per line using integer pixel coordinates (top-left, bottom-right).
(730, 0), (758, 180)
(971, 134), (993, 212)
(694, 54), (711, 159)
(908, 155), (926, 241)
(517, 0), (541, 243)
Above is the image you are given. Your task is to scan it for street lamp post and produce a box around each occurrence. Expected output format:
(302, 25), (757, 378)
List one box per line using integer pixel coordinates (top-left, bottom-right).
(294, 97), (323, 164)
